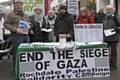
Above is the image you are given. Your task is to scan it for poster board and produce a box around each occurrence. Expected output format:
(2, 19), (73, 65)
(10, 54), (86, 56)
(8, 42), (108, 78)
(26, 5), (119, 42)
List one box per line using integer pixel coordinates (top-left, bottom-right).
(67, 0), (79, 15)
(74, 24), (103, 42)
(16, 42), (110, 80)
(20, 0), (45, 15)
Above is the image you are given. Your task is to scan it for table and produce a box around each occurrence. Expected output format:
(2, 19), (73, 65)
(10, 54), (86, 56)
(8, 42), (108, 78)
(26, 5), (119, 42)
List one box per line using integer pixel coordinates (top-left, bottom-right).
(16, 42), (110, 80)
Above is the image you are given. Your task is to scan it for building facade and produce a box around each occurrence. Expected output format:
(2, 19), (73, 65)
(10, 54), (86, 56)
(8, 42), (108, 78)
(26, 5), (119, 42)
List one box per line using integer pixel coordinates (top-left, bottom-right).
(96, 0), (115, 12)
(117, 0), (120, 14)
(96, 0), (120, 15)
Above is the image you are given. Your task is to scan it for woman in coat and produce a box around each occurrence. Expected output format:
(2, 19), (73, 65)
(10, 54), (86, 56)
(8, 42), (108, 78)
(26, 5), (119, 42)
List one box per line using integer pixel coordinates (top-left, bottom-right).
(30, 7), (46, 42)
(77, 7), (95, 24)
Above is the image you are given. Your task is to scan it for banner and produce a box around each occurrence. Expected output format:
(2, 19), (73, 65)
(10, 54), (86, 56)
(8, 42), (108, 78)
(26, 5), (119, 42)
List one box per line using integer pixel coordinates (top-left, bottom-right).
(74, 24), (103, 42)
(67, 0), (79, 15)
(20, 0), (45, 15)
(16, 43), (110, 80)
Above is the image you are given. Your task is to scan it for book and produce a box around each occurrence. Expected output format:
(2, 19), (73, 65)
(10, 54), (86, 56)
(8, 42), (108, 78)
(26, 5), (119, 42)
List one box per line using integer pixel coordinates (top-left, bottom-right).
(19, 20), (30, 34)
(41, 28), (53, 32)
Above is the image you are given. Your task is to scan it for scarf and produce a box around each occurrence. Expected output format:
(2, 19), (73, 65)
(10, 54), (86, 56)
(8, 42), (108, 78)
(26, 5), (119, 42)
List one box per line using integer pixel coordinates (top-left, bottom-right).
(33, 13), (44, 28)
(106, 11), (114, 17)
(33, 13), (43, 22)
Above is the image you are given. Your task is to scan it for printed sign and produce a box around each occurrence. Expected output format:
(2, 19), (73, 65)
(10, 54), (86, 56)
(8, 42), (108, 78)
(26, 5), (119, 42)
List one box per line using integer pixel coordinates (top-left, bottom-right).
(16, 43), (110, 80)
(67, 0), (79, 15)
(74, 24), (103, 42)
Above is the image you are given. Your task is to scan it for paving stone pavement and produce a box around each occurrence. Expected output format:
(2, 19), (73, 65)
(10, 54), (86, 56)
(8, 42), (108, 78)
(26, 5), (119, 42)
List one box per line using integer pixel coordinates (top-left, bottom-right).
(0, 43), (120, 80)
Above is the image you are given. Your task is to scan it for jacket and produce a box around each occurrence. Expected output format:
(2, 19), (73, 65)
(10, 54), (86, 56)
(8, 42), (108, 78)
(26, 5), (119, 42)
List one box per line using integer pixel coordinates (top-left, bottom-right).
(103, 12), (120, 42)
(77, 15), (89, 24)
(77, 15), (95, 24)
(4, 11), (31, 35)
(54, 14), (74, 36)
(94, 12), (105, 23)
(46, 16), (56, 29)
(29, 15), (46, 35)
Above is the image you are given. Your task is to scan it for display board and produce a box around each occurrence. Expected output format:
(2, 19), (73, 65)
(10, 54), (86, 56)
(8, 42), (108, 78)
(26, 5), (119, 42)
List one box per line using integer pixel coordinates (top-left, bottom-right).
(16, 42), (110, 80)
(67, 0), (79, 15)
(20, 0), (45, 15)
(74, 24), (103, 42)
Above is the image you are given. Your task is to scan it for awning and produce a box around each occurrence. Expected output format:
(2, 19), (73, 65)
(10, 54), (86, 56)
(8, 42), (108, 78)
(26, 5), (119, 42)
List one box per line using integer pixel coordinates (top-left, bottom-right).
(0, 0), (10, 3)
(51, 0), (66, 8)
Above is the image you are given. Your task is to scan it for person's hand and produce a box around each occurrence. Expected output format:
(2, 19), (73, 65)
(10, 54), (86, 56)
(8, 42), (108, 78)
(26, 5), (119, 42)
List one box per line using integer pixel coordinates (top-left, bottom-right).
(29, 30), (34, 34)
(16, 28), (28, 34)
(66, 34), (71, 38)
(16, 28), (23, 34)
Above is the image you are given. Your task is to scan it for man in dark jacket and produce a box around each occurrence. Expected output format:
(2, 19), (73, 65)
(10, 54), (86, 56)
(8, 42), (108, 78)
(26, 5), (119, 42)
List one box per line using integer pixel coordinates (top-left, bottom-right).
(103, 5), (120, 70)
(54, 5), (74, 42)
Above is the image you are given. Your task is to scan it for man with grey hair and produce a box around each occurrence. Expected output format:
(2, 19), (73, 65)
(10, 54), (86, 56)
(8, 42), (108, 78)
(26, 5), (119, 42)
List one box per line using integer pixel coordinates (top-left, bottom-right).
(103, 5), (120, 70)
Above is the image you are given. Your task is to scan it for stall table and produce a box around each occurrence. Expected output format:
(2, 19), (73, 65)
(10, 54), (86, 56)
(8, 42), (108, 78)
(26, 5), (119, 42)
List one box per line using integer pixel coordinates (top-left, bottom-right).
(16, 42), (110, 80)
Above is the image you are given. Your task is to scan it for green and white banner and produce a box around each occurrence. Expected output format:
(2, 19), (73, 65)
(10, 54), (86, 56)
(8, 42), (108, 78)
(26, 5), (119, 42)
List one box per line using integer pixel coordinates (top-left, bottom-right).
(16, 42), (110, 80)
(20, 0), (45, 15)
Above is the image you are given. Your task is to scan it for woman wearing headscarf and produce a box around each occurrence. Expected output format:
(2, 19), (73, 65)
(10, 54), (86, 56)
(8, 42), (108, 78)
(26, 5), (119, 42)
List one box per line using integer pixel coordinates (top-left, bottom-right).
(30, 7), (46, 42)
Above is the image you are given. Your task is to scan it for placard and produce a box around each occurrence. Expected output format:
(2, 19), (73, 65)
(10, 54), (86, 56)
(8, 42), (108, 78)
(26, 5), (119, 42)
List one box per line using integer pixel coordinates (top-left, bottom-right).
(20, 0), (45, 15)
(74, 24), (103, 42)
(16, 43), (110, 80)
(67, 0), (79, 15)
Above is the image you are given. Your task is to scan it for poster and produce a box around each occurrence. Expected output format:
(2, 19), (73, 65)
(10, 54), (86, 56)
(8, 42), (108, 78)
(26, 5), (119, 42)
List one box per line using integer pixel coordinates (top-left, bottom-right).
(74, 24), (103, 42)
(67, 0), (79, 15)
(16, 43), (110, 80)
(20, 0), (45, 15)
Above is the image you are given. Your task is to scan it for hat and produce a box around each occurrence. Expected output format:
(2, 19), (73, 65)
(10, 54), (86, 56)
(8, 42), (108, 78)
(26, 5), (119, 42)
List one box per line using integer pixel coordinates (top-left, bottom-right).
(34, 7), (42, 11)
(48, 9), (55, 13)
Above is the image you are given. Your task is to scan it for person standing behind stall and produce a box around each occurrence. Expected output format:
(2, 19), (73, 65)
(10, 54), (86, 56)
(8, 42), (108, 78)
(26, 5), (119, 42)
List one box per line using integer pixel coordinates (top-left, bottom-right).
(30, 7), (46, 42)
(54, 5), (74, 42)
(46, 10), (56, 42)
(3, 1), (33, 69)
(95, 8), (105, 23)
(87, 8), (95, 24)
(103, 5), (120, 70)
(77, 7), (95, 24)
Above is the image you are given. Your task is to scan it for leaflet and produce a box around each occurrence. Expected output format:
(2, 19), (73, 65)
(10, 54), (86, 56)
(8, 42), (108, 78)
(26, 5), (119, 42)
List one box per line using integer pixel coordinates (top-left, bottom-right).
(104, 29), (116, 37)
